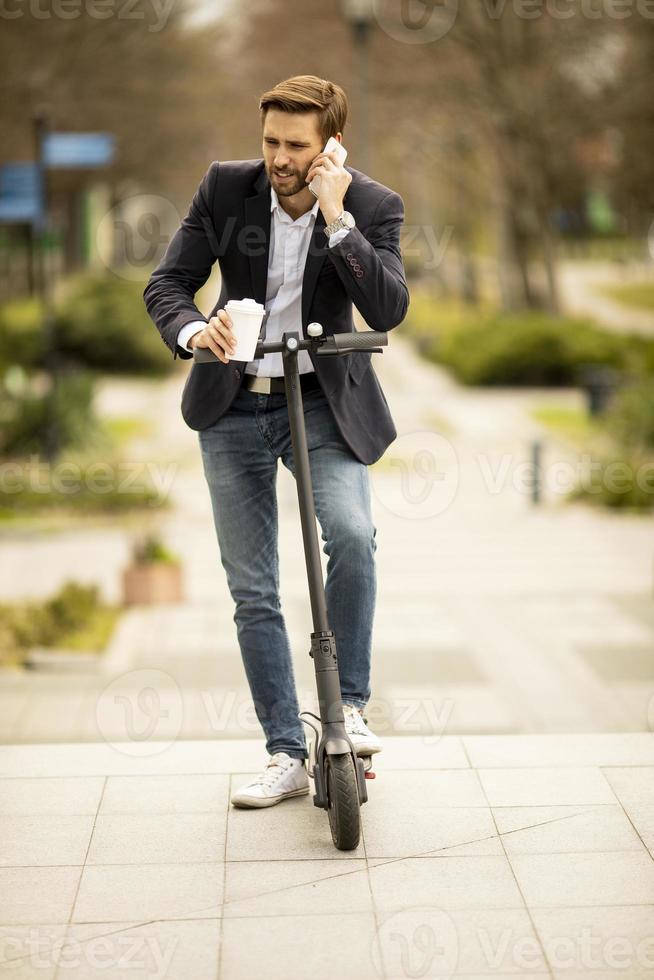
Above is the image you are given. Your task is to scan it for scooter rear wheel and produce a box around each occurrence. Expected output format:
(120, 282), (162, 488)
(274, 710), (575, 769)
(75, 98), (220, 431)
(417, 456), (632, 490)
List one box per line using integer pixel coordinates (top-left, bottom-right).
(325, 752), (361, 850)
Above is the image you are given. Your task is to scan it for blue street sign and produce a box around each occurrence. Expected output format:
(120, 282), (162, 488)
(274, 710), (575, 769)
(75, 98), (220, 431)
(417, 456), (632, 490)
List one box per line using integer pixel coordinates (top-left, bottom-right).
(43, 133), (115, 168)
(0, 163), (43, 225)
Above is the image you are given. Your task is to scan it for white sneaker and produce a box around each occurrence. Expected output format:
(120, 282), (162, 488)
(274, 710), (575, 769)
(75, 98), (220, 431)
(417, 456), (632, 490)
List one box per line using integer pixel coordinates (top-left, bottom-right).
(230, 752), (310, 808)
(342, 703), (383, 756)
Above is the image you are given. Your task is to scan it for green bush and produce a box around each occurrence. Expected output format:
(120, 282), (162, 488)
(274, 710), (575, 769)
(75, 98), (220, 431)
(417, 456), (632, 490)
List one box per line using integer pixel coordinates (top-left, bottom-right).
(132, 533), (179, 564)
(9, 581), (100, 648)
(603, 378), (654, 451)
(401, 293), (473, 360)
(619, 334), (654, 378)
(0, 460), (165, 518)
(436, 312), (625, 386)
(0, 273), (174, 377)
(401, 292), (654, 387)
(56, 274), (172, 375)
(0, 369), (99, 456)
(0, 297), (43, 370)
(45, 581), (99, 634)
(0, 581), (119, 665)
(569, 451), (654, 511)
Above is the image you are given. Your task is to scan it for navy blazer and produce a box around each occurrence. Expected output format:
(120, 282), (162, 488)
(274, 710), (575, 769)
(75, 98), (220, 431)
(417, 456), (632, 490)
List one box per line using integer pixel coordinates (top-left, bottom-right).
(143, 158), (409, 464)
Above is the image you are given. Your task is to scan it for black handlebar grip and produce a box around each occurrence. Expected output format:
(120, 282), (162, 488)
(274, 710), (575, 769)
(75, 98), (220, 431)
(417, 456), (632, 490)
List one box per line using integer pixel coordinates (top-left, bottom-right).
(332, 331), (388, 350)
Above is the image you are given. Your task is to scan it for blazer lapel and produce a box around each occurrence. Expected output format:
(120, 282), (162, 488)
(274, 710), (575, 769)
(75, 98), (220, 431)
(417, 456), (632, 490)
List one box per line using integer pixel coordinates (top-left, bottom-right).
(301, 210), (328, 333)
(244, 167), (272, 306)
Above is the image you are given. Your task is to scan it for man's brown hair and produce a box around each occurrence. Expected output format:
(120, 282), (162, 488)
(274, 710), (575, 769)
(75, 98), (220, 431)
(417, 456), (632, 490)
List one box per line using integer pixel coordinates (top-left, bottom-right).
(259, 75), (348, 145)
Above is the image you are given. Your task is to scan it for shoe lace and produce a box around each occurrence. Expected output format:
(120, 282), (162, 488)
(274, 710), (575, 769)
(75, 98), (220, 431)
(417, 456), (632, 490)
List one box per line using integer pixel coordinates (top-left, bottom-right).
(343, 704), (368, 736)
(255, 754), (292, 788)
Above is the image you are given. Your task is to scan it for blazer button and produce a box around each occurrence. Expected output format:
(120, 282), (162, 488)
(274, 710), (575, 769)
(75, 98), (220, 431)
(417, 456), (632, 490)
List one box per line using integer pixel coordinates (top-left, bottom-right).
(354, 263), (362, 272)
(355, 270), (364, 278)
(234, 369), (241, 379)
(346, 253), (353, 260)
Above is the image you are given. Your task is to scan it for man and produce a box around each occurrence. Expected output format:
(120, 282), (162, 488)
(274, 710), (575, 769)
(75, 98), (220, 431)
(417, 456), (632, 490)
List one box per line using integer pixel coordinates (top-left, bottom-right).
(144, 75), (409, 808)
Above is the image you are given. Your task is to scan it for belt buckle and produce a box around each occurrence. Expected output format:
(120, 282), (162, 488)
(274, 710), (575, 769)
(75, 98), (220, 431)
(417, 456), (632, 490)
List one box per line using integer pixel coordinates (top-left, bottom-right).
(245, 375), (273, 394)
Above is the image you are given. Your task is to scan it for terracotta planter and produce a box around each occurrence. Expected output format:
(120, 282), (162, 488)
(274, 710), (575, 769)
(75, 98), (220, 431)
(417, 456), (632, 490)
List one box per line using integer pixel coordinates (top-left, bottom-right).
(122, 562), (183, 605)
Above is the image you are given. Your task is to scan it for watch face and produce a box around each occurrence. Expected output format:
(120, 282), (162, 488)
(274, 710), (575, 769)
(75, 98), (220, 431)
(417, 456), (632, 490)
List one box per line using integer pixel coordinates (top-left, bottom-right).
(342, 211), (355, 229)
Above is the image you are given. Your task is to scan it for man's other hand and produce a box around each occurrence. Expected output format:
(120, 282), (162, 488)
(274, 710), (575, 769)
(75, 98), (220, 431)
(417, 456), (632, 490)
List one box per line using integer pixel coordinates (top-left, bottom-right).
(189, 310), (237, 363)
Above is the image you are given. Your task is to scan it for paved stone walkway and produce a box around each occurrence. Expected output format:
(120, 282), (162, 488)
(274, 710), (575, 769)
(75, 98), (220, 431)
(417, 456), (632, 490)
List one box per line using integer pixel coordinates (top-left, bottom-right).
(1, 315), (653, 744)
(558, 259), (654, 337)
(1, 733), (653, 979)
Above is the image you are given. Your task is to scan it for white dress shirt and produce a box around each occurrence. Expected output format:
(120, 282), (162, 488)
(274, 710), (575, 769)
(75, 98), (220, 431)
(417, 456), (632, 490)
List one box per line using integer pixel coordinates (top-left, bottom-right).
(177, 185), (350, 374)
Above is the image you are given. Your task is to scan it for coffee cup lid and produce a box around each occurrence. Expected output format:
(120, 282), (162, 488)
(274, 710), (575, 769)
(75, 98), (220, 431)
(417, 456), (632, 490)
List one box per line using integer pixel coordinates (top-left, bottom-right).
(226, 298), (266, 314)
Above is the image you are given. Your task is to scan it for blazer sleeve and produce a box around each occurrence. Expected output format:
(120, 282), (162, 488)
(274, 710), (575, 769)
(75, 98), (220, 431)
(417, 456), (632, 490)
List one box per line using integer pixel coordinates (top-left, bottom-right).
(326, 190), (409, 333)
(143, 162), (220, 360)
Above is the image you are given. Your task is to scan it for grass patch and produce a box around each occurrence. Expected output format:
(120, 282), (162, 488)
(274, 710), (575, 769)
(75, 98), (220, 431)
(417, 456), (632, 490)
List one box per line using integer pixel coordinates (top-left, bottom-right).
(101, 416), (155, 448)
(530, 405), (601, 444)
(601, 283), (654, 312)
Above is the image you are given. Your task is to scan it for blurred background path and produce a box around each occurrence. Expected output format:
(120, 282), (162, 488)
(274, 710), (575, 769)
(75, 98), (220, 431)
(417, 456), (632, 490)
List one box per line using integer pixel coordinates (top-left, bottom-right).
(1, 303), (652, 745)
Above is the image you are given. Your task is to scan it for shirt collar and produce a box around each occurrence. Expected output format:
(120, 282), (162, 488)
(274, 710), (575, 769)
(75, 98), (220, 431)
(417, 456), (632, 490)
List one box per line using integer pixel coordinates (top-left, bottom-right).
(270, 184), (319, 226)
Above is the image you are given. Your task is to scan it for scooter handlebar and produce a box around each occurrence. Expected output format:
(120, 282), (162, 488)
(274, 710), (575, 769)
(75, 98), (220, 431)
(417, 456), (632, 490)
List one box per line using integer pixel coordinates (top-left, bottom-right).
(324, 331), (388, 351)
(192, 328), (388, 363)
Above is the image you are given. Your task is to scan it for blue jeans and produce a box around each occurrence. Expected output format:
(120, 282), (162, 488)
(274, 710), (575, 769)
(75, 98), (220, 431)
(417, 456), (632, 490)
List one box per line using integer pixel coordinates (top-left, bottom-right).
(198, 382), (377, 760)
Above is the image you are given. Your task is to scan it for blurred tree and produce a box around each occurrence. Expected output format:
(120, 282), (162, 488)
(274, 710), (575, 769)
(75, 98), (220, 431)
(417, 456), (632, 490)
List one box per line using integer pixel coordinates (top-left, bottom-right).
(219, 0), (633, 314)
(604, 18), (654, 239)
(371, 2), (621, 314)
(3, 0), (646, 313)
(0, 1), (230, 207)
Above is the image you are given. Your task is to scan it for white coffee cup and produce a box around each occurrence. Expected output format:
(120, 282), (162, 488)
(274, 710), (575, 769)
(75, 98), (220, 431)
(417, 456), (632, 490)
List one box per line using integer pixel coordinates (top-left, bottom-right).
(225, 298), (266, 360)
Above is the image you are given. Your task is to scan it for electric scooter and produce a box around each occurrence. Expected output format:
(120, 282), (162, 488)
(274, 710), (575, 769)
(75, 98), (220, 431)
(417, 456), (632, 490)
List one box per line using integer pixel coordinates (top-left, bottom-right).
(194, 321), (388, 850)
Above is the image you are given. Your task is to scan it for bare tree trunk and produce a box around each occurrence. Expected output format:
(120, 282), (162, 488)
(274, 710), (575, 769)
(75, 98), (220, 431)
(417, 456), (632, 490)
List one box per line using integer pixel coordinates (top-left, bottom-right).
(496, 179), (530, 312)
(540, 212), (560, 315)
(460, 252), (479, 305)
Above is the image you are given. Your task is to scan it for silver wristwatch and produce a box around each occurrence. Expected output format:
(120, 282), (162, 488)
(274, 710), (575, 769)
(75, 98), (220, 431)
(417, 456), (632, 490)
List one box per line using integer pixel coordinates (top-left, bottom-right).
(324, 210), (356, 238)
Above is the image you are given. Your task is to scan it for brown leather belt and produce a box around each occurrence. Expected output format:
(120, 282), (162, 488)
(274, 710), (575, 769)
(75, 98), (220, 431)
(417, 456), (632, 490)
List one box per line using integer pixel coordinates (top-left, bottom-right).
(241, 372), (322, 395)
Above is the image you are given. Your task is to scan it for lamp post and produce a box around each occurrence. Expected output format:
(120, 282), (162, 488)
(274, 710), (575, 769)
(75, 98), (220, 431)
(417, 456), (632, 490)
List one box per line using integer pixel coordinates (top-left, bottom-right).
(33, 109), (59, 463)
(341, 0), (374, 175)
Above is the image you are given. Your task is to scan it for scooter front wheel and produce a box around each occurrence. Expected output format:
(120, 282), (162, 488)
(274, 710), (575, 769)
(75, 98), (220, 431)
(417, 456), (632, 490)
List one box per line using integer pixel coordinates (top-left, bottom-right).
(325, 752), (361, 851)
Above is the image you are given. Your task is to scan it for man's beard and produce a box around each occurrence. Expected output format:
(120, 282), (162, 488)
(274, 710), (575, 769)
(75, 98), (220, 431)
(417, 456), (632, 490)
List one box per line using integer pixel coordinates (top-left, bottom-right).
(269, 166), (308, 196)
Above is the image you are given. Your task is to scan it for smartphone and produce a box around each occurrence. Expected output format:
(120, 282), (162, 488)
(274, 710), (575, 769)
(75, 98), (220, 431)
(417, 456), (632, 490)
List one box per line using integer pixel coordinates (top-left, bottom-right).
(308, 136), (348, 197)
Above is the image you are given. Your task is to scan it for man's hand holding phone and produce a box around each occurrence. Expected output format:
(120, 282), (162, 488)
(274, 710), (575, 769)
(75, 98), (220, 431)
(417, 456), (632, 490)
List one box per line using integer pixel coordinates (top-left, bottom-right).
(306, 137), (352, 224)
(189, 310), (237, 363)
